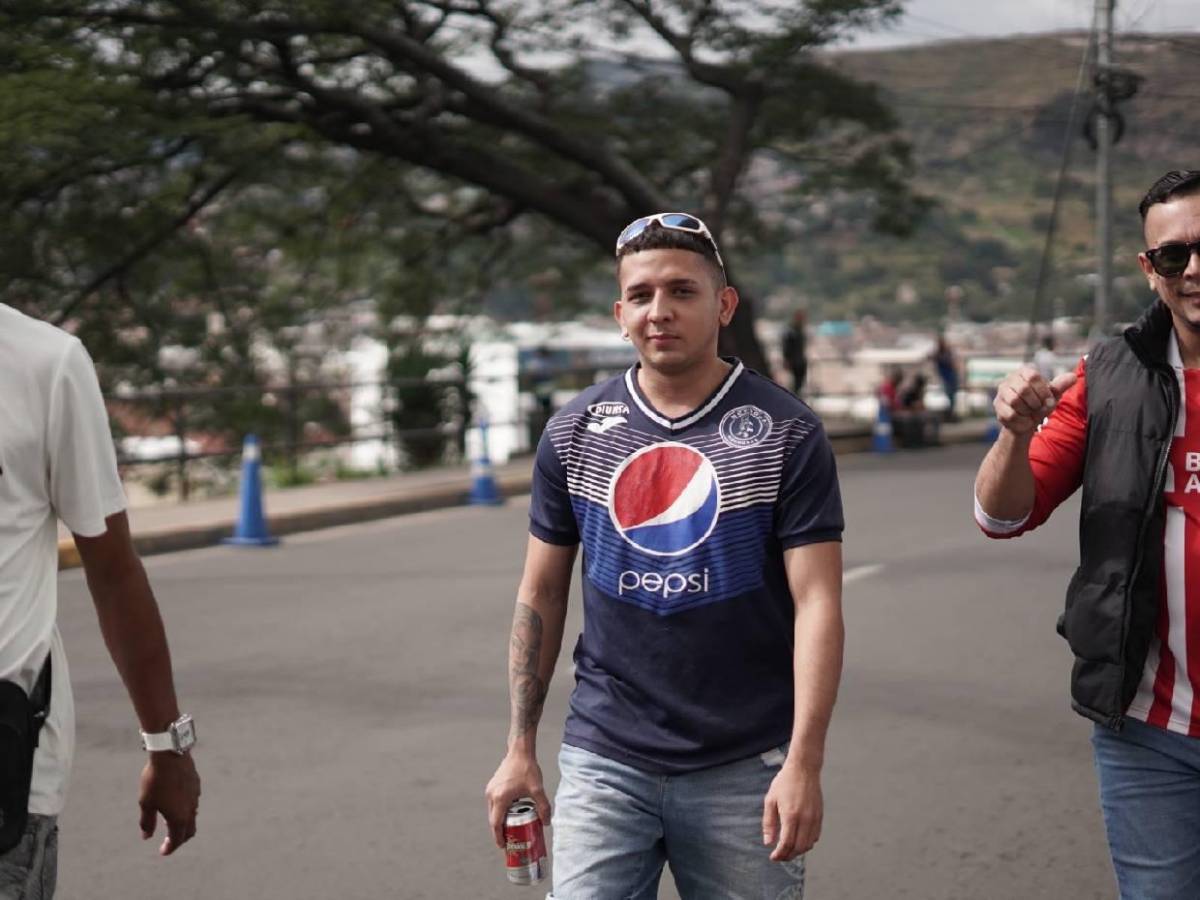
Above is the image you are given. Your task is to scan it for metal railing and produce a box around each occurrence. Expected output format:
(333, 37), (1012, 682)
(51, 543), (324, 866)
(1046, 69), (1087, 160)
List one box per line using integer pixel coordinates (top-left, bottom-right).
(104, 364), (628, 501)
(108, 375), (488, 501)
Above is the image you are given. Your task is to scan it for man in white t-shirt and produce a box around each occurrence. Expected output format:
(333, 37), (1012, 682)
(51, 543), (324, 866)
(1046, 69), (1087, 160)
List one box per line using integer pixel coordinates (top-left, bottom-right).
(0, 304), (201, 897)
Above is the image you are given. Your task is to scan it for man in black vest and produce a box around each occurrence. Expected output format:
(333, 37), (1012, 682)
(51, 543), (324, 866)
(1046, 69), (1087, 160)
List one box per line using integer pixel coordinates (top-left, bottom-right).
(974, 170), (1200, 900)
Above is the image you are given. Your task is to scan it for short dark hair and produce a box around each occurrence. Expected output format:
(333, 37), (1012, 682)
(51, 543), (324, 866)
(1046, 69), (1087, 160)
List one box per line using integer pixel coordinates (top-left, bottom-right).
(1139, 170), (1200, 220)
(615, 224), (727, 288)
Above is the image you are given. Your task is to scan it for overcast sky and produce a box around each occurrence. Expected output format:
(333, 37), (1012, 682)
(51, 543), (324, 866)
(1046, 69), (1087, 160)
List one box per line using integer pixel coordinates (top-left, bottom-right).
(840, 0), (1200, 49)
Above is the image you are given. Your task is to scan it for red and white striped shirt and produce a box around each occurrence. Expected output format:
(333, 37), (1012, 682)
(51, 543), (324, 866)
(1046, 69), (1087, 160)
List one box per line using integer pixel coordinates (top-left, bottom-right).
(976, 334), (1200, 736)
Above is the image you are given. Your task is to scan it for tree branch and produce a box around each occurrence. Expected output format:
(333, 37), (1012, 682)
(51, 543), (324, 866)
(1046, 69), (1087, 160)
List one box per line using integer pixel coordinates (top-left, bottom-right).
(618, 0), (741, 92)
(10, 137), (197, 209)
(706, 88), (763, 235)
(61, 2), (666, 214)
(342, 22), (666, 212)
(49, 168), (241, 326)
(467, 0), (557, 100)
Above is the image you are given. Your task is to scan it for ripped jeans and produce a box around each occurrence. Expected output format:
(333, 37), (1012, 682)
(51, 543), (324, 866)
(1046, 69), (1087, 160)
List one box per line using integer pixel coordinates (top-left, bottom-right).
(548, 743), (805, 900)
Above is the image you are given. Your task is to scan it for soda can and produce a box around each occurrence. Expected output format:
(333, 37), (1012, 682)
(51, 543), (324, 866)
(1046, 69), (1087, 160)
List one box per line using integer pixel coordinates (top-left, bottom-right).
(504, 798), (547, 885)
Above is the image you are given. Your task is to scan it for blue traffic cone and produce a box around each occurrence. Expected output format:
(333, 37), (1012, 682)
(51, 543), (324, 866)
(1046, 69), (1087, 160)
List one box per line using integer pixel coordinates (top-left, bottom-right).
(872, 402), (894, 454)
(468, 420), (504, 506)
(222, 434), (279, 546)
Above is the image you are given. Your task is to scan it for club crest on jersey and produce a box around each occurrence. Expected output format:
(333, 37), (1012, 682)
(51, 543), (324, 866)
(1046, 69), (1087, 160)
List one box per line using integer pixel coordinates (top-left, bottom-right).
(718, 405), (773, 448)
(608, 443), (720, 557)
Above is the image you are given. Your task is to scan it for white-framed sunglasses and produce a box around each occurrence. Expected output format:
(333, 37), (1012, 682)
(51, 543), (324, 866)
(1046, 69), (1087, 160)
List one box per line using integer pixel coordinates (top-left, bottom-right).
(615, 212), (725, 272)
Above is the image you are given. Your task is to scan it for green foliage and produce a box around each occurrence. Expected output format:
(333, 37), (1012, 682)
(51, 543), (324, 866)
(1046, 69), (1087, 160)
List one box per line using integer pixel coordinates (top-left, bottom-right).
(0, 0), (923, 383)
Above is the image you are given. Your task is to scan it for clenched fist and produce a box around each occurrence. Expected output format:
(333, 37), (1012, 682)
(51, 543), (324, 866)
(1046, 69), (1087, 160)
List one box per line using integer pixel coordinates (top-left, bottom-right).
(993, 366), (1078, 435)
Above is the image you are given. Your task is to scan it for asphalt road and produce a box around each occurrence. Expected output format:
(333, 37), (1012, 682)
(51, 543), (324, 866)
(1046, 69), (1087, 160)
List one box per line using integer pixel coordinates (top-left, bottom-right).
(54, 442), (1113, 899)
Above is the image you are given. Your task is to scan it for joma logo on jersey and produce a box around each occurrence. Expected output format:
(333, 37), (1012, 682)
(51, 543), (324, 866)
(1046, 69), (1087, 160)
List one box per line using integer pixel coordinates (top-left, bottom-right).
(586, 401), (630, 435)
(588, 402), (630, 418)
(609, 442), (720, 557)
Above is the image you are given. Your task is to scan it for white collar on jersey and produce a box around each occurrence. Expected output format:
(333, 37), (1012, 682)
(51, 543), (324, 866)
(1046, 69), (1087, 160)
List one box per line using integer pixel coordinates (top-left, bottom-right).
(1169, 329), (1183, 372)
(624, 359), (745, 431)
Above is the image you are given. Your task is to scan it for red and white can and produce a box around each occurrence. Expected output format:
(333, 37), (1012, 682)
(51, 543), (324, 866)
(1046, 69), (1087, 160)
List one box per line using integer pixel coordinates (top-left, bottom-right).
(504, 798), (547, 885)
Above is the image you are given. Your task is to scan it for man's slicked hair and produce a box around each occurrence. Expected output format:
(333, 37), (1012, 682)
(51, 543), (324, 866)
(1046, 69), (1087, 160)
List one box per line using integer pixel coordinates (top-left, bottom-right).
(616, 224), (727, 288)
(1139, 170), (1200, 221)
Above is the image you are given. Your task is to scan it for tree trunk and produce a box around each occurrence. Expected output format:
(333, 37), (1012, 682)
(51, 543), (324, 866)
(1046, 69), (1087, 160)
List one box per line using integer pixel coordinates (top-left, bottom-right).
(720, 293), (770, 377)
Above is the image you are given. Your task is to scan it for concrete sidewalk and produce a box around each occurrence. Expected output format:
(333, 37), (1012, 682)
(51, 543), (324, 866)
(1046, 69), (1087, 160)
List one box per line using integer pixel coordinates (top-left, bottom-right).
(58, 418), (991, 568)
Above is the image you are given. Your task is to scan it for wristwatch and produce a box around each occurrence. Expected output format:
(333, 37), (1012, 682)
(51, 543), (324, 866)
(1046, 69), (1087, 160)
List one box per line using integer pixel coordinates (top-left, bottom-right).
(140, 714), (197, 754)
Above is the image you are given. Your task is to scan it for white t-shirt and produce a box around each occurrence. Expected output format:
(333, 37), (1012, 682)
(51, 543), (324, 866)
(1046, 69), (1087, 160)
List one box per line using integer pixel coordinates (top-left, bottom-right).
(0, 304), (126, 814)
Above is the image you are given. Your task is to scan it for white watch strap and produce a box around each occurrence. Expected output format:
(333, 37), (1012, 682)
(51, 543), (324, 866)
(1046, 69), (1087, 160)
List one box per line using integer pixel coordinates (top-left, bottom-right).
(141, 730), (175, 752)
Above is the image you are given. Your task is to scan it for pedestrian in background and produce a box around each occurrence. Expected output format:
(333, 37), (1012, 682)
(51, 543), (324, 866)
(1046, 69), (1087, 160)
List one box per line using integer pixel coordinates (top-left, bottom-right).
(974, 169), (1200, 899)
(485, 213), (845, 899)
(0, 304), (201, 896)
(526, 345), (558, 446)
(782, 308), (809, 396)
(878, 366), (904, 412)
(932, 334), (959, 422)
(1033, 334), (1058, 381)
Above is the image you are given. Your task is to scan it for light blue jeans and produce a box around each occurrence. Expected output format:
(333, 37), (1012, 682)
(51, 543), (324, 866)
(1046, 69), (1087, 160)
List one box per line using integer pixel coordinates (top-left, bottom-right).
(548, 743), (805, 900)
(1092, 718), (1200, 899)
(0, 815), (57, 900)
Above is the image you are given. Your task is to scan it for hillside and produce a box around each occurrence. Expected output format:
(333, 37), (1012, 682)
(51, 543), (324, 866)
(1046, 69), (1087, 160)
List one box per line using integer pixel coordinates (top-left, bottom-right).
(759, 31), (1200, 326)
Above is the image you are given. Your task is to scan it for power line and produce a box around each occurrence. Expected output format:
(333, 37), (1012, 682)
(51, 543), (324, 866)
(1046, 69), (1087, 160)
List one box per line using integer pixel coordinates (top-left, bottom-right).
(1026, 14), (1098, 356)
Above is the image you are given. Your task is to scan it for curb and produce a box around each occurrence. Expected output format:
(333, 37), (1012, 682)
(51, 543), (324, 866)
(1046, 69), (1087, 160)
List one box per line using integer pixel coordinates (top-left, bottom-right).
(57, 470), (533, 571)
(58, 422), (987, 570)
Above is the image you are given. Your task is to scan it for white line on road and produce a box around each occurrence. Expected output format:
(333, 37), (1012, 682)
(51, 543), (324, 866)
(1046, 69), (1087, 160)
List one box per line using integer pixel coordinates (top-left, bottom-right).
(844, 564), (884, 585)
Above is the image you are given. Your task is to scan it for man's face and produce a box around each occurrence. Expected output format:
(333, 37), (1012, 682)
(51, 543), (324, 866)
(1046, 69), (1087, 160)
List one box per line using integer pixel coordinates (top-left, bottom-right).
(1139, 192), (1200, 333)
(613, 249), (737, 376)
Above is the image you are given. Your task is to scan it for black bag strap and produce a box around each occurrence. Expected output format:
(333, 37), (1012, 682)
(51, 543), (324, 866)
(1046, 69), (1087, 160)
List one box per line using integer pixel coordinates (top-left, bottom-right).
(28, 655), (51, 743)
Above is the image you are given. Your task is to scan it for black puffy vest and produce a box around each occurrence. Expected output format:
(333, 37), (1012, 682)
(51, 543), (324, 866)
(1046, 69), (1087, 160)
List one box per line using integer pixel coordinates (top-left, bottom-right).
(1061, 301), (1179, 729)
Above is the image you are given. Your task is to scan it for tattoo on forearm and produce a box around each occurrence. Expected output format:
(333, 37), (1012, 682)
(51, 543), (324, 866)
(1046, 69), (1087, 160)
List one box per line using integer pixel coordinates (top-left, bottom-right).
(510, 603), (547, 739)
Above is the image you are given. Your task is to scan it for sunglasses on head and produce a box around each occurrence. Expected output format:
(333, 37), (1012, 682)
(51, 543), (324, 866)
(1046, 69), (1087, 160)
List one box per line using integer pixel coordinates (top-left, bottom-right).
(1145, 240), (1200, 277)
(615, 213), (725, 272)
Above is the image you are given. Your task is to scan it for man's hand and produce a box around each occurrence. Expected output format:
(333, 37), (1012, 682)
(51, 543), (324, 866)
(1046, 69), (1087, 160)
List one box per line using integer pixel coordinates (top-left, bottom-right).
(994, 366), (1078, 435)
(139, 752), (200, 856)
(762, 763), (823, 862)
(485, 751), (551, 849)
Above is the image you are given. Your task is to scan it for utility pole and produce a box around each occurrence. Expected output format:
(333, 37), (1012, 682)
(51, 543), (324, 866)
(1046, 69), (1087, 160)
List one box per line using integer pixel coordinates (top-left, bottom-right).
(1094, 0), (1114, 342)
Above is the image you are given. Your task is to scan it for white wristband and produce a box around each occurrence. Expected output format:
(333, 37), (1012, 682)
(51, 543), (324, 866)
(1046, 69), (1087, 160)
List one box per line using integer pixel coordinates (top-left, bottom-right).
(974, 494), (1030, 535)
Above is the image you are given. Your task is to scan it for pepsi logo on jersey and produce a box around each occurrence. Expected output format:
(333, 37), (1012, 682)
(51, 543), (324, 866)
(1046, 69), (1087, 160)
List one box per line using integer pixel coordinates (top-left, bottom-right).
(618, 567), (710, 598)
(608, 443), (720, 557)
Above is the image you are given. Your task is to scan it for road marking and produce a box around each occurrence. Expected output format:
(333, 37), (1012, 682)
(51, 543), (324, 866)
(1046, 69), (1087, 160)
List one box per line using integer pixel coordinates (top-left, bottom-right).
(844, 564), (883, 585)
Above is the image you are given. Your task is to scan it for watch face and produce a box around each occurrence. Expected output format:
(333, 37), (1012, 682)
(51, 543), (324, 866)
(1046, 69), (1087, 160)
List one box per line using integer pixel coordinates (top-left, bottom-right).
(173, 717), (196, 750)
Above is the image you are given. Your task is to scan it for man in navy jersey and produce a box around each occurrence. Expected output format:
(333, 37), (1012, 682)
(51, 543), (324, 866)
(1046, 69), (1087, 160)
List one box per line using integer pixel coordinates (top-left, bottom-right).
(485, 213), (845, 898)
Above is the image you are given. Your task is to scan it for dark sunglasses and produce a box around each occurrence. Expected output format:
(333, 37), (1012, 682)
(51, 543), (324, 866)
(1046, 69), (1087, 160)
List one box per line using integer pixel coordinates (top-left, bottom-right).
(615, 213), (725, 272)
(1145, 240), (1200, 277)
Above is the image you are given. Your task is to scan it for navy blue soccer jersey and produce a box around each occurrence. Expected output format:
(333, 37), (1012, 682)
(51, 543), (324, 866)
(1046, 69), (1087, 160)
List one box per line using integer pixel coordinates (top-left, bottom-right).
(529, 359), (844, 774)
